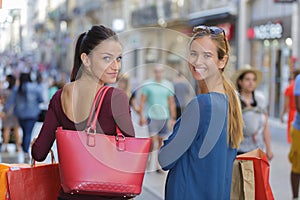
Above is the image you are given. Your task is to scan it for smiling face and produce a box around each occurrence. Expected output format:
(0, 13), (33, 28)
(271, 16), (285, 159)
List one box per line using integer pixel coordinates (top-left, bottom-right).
(188, 36), (226, 82)
(81, 39), (122, 84)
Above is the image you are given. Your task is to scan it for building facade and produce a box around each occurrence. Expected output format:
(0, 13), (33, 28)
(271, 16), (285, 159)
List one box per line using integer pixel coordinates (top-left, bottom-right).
(238, 0), (297, 118)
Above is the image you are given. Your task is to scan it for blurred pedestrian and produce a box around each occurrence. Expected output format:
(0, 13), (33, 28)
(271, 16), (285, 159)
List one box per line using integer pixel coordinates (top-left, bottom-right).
(3, 73), (43, 161)
(139, 64), (176, 173)
(31, 25), (135, 200)
(117, 73), (141, 115)
(1, 75), (21, 152)
(158, 25), (243, 199)
(173, 71), (191, 119)
(289, 73), (300, 200)
(233, 65), (273, 160)
(116, 73), (131, 98)
(280, 69), (300, 143)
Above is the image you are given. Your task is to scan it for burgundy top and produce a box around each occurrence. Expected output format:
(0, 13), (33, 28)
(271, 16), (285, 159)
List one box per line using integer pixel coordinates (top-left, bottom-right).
(32, 87), (135, 200)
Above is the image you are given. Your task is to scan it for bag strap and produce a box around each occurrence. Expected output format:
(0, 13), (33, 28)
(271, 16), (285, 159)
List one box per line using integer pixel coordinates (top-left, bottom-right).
(86, 86), (111, 130)
(86, 86), (107, 128)
(85, 86), (124, 139)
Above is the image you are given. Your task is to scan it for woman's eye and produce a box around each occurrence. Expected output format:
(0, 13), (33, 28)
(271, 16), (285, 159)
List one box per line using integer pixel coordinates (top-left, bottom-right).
(103, 56), (111, 62)
(116, 56), (122, 62)
(203, 54), (212, 59)
(190, 52), (197, 57)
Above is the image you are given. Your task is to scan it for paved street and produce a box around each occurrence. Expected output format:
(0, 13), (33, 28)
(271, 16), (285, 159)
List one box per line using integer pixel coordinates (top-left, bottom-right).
(268, 118), (292, 200)
(0, 118), (295, 199)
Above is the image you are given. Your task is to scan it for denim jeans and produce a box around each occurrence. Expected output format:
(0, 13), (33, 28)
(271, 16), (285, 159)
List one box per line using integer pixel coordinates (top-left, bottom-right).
(18, 118), (37, 153)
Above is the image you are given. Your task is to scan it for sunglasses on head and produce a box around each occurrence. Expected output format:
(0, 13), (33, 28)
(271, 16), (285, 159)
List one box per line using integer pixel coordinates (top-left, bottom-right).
(193, 25), (224, 35)
(192, 25), (228, 53)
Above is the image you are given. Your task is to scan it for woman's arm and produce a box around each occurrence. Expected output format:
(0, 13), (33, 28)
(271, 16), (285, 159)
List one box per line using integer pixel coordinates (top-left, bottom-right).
(168, 95), (177, 129)
(158, 98), (199, 170)
(263, 114), (273, 160)
(138, 94), (147, 126)
(31, 95), (60, 161)
(280, 96), (289, 123)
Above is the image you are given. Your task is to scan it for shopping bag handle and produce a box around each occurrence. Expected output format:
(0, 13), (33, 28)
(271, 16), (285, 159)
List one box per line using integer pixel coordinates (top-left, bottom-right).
(31, 149), (56, 167)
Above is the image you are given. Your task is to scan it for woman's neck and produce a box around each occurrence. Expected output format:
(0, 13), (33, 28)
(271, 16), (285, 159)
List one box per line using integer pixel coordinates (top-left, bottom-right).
(197, 78), (225, 94)
(78, 73), (104, 86)
(240, 90), (254, 107)
(240, 90), (253, 99)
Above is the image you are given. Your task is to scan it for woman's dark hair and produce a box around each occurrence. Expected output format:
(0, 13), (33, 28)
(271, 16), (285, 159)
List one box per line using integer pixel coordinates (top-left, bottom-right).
(71, 25), (118, 82)
(18, 73), (32, 94)
(6, 74), (16, 90)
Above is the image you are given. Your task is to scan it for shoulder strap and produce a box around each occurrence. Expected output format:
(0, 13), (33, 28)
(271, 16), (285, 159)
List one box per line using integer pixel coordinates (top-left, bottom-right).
(86, 86), (111, 130)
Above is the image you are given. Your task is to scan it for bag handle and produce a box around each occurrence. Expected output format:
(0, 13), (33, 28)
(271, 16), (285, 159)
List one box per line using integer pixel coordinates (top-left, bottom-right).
(85, 86), (124, 140)
(86, 86), (109, 129)
(86, 86), (111, 131)
(31, 149), (56, 167)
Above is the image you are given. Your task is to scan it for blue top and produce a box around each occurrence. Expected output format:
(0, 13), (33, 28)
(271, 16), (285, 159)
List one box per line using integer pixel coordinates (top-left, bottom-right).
(4, 83), (43, 120)
(293, 74), (300, 130)
(158, 92), (236, 200)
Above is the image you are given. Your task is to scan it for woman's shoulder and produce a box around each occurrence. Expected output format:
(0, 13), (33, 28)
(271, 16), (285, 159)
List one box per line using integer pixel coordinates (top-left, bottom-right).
(49, 88), (63, 106)
(109, 86), (128, 97)
(254, 91), (266, 108)
(61, 82), (73, 96)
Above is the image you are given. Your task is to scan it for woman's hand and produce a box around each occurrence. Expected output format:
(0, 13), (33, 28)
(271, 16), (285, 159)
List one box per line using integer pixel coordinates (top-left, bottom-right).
(266, 149), (274, 161)
(139, 116), (147, 126)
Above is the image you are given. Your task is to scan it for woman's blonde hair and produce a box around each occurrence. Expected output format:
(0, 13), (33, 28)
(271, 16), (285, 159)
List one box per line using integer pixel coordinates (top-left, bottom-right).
(191, 26), (243, 148)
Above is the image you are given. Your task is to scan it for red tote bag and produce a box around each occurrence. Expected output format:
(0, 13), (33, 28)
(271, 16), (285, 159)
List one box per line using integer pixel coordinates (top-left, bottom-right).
(236, 148), (274, 200)
(5, 152), (61, 200)
(56, 86), (151, 197)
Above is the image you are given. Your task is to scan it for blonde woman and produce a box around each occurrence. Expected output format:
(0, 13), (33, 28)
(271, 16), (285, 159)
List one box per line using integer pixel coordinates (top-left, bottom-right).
(158, 26), (243, 199)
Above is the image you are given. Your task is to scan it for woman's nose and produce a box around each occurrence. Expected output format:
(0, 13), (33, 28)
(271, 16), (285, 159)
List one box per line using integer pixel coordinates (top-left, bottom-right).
(193, 55), (203, 66)
(111, 60), (120, 71)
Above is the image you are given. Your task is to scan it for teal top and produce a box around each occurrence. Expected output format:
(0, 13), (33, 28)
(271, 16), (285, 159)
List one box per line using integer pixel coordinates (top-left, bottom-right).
(141, 79), (174, 120)
(159, 93), (236, 200)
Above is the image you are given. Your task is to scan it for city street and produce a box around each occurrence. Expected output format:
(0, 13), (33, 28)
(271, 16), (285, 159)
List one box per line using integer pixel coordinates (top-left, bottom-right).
(0, 118), (295, 199)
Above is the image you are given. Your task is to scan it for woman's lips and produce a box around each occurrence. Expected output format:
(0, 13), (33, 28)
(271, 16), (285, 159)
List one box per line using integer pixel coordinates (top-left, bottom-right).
(108, 72), (118, 77)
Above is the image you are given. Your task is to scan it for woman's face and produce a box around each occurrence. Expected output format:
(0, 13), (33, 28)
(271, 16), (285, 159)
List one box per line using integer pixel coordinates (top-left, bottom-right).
(82, 39), (122, 84)
(188, 36), (226, 82)
(238, 72), (257, 93)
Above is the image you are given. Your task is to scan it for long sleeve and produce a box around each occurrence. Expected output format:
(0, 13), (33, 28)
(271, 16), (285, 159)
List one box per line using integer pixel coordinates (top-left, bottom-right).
(31, 95), (60, 161)
(158, 98), (199, 170)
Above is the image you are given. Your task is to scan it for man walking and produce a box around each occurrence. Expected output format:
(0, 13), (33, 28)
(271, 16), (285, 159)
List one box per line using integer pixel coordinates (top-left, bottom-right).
(139, 65), (176, 172)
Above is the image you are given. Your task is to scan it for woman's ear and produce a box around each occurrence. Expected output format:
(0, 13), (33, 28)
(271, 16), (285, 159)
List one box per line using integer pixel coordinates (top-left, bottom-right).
(218, 55), (228, 70)
(80, 53), (90, 66)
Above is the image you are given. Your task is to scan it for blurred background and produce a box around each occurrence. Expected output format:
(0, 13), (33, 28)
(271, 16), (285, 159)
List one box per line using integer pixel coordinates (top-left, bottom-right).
(0, 0), (299, 118)
(0, 1), (300, 199)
